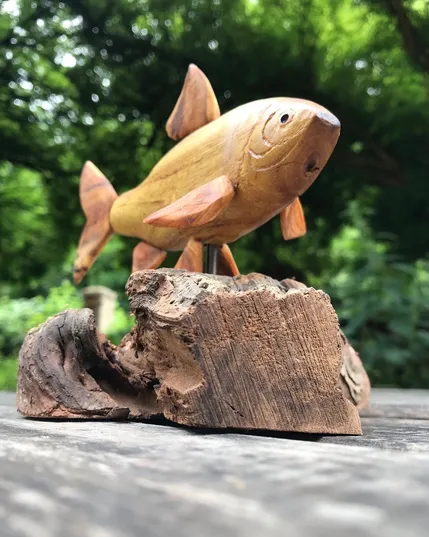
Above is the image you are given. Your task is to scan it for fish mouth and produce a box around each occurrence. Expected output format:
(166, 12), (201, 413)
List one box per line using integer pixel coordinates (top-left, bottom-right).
(316, 110), (341, 129)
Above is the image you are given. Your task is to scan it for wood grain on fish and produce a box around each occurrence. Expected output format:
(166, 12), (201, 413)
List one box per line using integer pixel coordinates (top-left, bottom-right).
(73, 65), (340, 284)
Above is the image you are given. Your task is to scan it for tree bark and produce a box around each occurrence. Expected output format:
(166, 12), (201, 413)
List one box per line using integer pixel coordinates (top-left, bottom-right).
(17, 270), (369, 435)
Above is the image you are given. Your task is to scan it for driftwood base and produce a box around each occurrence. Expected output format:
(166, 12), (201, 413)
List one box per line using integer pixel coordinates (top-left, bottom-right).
(17, 270), (370, 435)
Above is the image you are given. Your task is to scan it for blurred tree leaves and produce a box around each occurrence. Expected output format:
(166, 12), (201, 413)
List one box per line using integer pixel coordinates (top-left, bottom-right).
(313, 197), (429, 388)
(1, 0), (429, 387)
(2, 0), (429, 295)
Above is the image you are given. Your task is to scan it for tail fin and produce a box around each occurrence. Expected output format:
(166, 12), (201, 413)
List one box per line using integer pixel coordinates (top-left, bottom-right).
(73, 161), (118, 285)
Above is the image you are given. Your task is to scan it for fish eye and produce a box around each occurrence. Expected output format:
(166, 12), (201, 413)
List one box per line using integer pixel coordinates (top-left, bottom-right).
(280, 113), (290, 124)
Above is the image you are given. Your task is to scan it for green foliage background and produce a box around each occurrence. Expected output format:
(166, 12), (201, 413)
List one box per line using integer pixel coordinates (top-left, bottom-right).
(1, 0), (429, 389)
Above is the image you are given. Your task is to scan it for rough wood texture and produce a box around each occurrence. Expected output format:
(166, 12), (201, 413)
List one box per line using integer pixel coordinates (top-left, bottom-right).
(126, 270), (361, 434)
(74, 64), (340, 284)
(16, 309), (160, 419)
(282, 278), (371, 410)
(17, 270), (365, 435)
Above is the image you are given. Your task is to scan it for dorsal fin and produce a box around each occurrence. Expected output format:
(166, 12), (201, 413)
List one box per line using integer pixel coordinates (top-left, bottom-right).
(166, 64), (220, 141)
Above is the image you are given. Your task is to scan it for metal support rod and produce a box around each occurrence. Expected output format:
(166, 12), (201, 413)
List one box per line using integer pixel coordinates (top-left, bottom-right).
(204, 244), (218, 274)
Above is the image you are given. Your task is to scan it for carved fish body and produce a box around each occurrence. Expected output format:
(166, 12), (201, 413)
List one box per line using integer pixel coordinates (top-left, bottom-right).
(110, 97), (339, 250)
(73, 65), (340, 284)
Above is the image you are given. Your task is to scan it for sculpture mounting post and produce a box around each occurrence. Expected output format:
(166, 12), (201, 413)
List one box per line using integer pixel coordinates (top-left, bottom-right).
(204, 244), (218, 274)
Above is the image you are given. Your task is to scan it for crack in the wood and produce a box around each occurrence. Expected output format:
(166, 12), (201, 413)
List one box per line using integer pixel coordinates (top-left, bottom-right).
(224, 399), (245, 418)
(56, 312), (67, 368)
(146, 377), (161, 390)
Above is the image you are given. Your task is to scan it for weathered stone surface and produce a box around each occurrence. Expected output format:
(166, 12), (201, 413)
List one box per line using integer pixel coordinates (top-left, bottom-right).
(360, 388), (429, 420)
(1, 390), (429, 537)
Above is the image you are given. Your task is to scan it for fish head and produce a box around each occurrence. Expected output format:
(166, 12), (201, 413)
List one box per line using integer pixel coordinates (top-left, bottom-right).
(247, 98), (340, 197)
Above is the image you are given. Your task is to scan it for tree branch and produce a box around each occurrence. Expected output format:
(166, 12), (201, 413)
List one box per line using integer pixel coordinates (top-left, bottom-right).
(379, 0), (429, 72)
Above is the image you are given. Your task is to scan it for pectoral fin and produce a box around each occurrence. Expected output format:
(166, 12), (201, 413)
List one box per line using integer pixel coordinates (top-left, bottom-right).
(280, 197), (307, 240)
(144, 176), (235, 228)
(166, 64), (221, 141)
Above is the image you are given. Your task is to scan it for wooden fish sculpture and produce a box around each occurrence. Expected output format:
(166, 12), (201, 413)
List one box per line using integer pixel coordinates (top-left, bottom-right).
(73, 64), (340, 284)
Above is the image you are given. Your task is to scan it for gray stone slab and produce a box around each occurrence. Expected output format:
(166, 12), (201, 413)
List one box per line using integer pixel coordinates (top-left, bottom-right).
(1, 390), (429, 537)
(361, 388), (429, 420)
(322, 417), (429, 451)
(320, 388), (429, 451)
(370, 389), (429, 406)
(0, 392), (15, 406)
